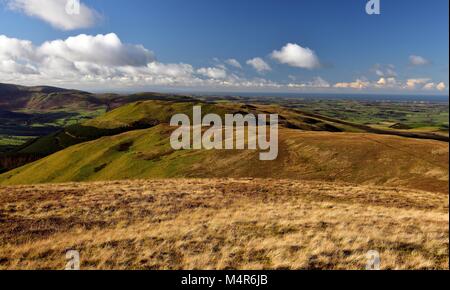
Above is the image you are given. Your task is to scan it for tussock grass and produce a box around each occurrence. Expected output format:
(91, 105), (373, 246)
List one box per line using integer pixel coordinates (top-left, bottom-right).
(0, 178), (447, 270)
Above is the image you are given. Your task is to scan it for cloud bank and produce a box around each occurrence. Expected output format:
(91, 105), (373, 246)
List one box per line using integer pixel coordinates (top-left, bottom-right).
(0, 33), (284, 90)
(0, 33), (447, 93)
(197, 67), (227, 79)
(335, 77), (447, 91)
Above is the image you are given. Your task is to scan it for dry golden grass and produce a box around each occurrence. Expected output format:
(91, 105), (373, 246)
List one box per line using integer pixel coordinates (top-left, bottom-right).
(0, 178), (448, 270)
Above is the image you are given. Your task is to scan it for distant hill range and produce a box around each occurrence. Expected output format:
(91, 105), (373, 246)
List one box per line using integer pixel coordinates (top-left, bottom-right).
(0, 83), (194, 111)
(0, 83), (99, 111)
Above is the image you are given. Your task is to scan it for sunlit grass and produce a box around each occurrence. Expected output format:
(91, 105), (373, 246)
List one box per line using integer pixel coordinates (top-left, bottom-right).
(0, 178), (447, 270)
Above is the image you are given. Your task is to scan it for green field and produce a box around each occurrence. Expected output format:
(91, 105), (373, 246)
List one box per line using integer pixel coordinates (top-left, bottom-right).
(270, 99), (449, 132)
(194, 96), (449, 132)
(0, 109), (106, 151)
(333, 102), (448, 129)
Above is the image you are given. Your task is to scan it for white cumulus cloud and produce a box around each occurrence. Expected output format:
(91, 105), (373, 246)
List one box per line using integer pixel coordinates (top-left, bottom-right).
(0, 35), (35, 61)
(147, 62), (194, 78)
(423, 82), (437, 90)
(271, 43), (320, 69)
(409, 55), (430, 66)
(288, 77), (330, 89)
(197, 67), (227, 79)
(246, 57), (271, 73)
(376, 77), (398, 88)
(6, 0), (100, 30)
(405, 78), (430, 89)
(225, 58), (242, 69)
(334, 79), (370, 89)
(423, 82), (447, 91)
(0, 35), (39, 75)
(38, 33), (155, 67)
(436, 82), (447, 91)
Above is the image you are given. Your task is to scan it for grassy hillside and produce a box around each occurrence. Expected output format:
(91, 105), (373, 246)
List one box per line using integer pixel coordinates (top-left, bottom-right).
(10, 101), (223, 156)
(0, 178), (447, 270)
(1, 124), (447, 193)
(84, 100), (231, 129)
(3, 83), (447, 159)
(0, 83), (203, 153)
(25, 92), (105, 111)
(0, 83), (102, 111)
(11, 100), (354, 156)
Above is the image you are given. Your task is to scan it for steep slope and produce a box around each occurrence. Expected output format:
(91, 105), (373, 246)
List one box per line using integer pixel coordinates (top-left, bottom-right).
(25, 91), (105, 111)
(0, 83), (102, 111)
(1, 124), (448, 193)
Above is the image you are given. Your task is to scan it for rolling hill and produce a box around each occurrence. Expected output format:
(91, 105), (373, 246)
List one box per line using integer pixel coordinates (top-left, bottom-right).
(1, 122), (448, 193)
(2, 83), (447, 163)
(11, 97), (448, 158)
(1, 99), (448, 192)
(8, 100), (356, 157)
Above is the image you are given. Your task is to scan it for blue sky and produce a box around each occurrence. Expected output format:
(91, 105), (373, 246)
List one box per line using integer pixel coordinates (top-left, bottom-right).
(0, 0), (448, 94)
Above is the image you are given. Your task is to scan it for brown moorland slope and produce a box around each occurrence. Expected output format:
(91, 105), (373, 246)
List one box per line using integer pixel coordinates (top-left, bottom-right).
(0, 178), (447, 270)
(0, 83), (101, 111)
